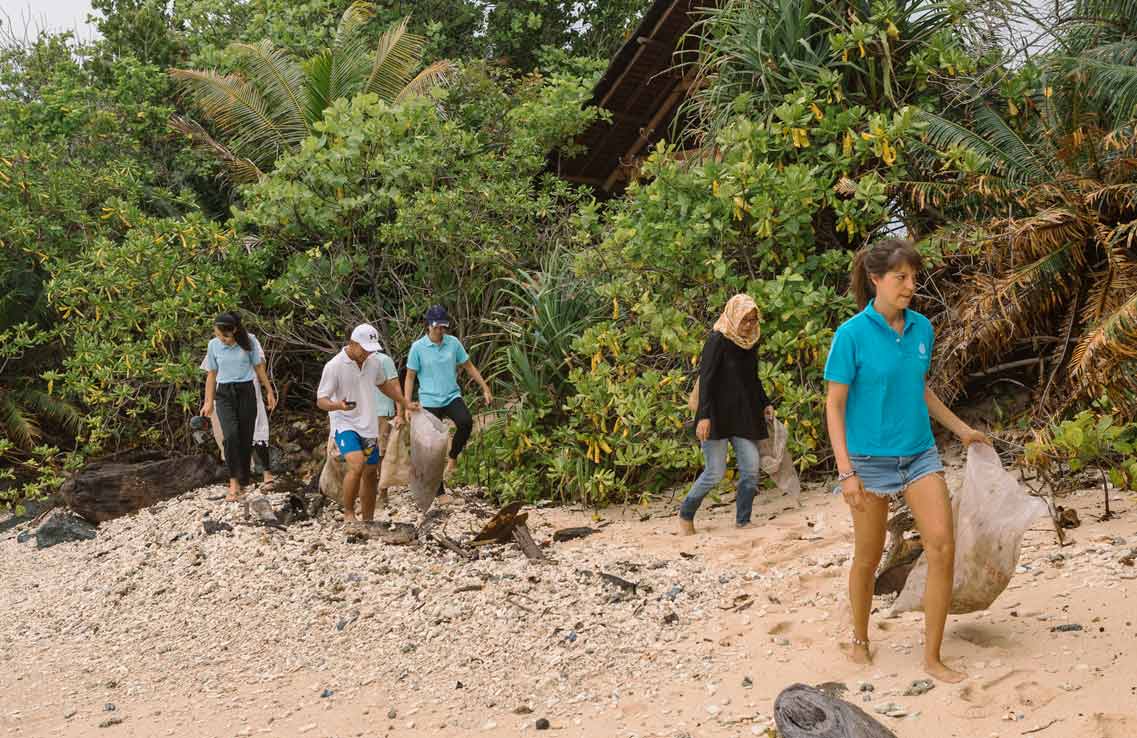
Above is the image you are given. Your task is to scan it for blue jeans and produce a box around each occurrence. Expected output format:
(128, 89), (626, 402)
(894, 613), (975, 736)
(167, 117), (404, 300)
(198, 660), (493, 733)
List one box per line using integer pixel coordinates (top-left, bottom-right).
(679, 437), (761, 524)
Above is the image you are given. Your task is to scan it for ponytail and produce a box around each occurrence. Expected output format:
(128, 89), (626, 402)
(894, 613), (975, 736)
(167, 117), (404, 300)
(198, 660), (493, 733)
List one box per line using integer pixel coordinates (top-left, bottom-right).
(215, 311), (253, 352)
(849, 238), (923, 310)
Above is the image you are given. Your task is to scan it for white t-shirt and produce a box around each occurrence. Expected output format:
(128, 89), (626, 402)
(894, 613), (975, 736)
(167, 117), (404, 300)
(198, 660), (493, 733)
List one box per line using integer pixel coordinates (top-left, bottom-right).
(317, 349), (392, 438)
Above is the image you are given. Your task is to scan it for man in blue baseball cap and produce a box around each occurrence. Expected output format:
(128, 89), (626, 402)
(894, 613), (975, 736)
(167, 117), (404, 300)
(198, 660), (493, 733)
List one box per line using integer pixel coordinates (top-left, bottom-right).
(404, 305), (492, 493)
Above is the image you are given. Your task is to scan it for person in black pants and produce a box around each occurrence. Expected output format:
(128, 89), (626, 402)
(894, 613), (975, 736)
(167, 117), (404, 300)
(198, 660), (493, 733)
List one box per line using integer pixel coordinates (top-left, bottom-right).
(403, 305), (492, 493)
(679, 294), (774, 534)
(200, 312), (276, 501)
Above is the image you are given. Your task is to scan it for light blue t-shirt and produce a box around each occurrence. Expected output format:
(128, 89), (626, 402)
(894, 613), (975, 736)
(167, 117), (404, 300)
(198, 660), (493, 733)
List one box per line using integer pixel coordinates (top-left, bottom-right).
(205, 335), (263, 384)
(406, 334), (469, 408)
(823, 301), (935, 457)
(371, 352), (398, 417)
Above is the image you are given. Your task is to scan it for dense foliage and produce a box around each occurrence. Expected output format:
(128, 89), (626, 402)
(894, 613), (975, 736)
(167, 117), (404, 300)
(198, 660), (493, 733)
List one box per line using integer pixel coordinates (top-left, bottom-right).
(2, 0), (1135, 509)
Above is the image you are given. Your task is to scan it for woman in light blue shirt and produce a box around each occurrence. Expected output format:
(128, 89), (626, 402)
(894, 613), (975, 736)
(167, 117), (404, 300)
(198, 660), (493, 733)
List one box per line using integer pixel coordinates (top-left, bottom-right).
(403, 305), (492, 487)
(824, 239), (987, 684)
(200, 312), (276, 501)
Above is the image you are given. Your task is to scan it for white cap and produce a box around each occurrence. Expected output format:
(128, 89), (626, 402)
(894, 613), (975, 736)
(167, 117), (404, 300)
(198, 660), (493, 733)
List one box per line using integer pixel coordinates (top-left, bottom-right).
(350, 323), (382, 352)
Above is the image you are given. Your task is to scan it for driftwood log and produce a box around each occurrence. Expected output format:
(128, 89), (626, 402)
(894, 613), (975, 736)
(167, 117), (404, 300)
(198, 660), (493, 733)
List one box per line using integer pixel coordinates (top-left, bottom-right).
(61, 454), (226, 524)
(874, 508), (922, 596)
(774, 683), (898, 738)
(471, 501), (545, 562)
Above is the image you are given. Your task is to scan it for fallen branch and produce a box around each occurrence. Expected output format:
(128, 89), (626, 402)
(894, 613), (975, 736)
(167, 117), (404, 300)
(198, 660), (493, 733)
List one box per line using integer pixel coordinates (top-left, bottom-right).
(1022, 718), (1062, 735)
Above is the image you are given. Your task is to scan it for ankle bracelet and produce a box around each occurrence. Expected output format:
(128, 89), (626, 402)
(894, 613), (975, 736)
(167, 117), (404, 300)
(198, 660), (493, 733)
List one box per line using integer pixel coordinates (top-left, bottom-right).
(851, 634), (869, 647)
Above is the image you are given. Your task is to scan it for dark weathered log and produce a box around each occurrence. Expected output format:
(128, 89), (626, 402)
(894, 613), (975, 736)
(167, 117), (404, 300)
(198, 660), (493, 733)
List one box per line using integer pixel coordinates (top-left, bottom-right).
(874, 549), (923, 596)
(552, 526), (597, 543)
(61, 454), (226, 524)
(512, 522), (545, 562)
(471, 501), (526, 545)
(774, 683), (898, 738)
(345, 521), (417, 545)
(874, 508), (921, 595)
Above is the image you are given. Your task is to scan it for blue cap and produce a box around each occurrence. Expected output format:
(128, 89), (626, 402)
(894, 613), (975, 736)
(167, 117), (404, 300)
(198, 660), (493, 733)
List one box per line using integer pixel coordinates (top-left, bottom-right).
(425, 305), (450, 327)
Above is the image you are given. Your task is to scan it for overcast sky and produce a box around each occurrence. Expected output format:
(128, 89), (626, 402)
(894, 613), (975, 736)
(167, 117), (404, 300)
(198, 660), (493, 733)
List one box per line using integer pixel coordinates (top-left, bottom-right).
(0, 0), (98, 39)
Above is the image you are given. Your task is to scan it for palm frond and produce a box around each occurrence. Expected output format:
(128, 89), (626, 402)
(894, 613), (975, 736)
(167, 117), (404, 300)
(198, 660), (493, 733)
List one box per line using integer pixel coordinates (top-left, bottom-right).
(917, 110), (1035, 188)
(13, 387), (81, 434)
(328, 1), (377, 105)
(228, 41), (312, 141)
(168, 68), (290, 166)
(0, 390), (38, 450)
(972, 105), (1053, 187)
(394, 60), (456, 102)
(1070, 290), (1137, 383)
(1007, 207), (1091, 261)
(364, 17), (428, 102)
(169, 115), (265, 184)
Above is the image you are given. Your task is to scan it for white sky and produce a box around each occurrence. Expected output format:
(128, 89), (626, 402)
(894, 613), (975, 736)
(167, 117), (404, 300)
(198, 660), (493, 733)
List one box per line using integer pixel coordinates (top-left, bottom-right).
(0, 0), (98, 40)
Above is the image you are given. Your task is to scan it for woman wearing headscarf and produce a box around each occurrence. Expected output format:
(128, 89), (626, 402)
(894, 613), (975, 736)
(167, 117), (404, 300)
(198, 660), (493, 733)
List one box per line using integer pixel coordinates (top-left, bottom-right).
(678, 294), (774, 534)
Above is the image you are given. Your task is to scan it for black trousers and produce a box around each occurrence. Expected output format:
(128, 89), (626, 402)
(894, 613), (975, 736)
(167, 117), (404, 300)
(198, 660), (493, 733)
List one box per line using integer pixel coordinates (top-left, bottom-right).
(215, 381), (256, 485)
(426, 397), (473, 460)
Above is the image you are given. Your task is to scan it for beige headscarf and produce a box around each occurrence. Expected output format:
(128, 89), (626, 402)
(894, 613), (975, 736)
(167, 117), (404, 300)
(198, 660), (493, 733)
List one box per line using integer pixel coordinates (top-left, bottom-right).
(713, 294), (761, 349)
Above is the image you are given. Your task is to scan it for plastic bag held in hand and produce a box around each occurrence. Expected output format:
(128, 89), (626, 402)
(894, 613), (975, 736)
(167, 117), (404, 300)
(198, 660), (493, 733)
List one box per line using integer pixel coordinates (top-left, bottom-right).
(758, 418), (801, 500)
(893, 443), (1048, 614)
(378, 426), (411, 490)
(409, 411), (450, 513)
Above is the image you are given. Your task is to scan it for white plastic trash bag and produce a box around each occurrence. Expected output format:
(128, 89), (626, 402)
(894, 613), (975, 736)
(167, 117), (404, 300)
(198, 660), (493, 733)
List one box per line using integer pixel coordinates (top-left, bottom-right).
(409, 411), (450, 513)
(758, 418), (801, 500)
(893, 443), (1047, 614)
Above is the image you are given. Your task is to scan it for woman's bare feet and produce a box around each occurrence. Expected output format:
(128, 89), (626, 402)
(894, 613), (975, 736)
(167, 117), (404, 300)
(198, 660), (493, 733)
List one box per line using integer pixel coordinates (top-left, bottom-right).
(225, 480), (241, 502)
(840, 640), (873, 665)
(677, 517), (695, 536)
(924, 659), (967, 683)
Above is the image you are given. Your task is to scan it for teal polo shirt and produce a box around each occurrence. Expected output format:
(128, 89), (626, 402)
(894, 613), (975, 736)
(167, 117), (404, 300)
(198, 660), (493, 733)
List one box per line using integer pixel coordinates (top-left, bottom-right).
(407, 334), (469, 408)
(205, 336), (263, 384)
(823, 301), (935, 456)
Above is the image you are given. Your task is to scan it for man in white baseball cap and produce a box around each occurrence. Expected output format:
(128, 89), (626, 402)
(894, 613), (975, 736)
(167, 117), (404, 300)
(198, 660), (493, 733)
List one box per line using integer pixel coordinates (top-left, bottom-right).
(317, 323), (417, 523)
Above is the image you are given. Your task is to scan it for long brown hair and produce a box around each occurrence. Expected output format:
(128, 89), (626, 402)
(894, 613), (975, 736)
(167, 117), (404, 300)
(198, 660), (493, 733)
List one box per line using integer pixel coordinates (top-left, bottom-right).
(850, 238), (924, 310)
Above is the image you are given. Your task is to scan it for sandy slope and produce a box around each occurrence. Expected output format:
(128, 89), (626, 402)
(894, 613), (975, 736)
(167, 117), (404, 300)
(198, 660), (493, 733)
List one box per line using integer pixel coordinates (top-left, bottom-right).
(2, 449), (1135, 738)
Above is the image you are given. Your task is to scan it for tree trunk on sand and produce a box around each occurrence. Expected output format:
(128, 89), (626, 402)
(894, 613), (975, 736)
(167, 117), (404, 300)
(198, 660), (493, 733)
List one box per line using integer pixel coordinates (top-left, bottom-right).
(61, 454), (226, 524)
(774, 683), (898, 738)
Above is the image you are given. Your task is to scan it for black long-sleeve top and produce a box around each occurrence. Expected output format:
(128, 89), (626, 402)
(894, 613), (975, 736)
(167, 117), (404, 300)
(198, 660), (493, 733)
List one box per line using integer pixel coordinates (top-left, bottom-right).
(695, 330), (772, 441)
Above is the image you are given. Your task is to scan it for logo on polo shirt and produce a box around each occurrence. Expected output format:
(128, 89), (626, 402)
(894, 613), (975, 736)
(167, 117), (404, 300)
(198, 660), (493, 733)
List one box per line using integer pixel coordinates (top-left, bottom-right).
(919, 342), (927, 355)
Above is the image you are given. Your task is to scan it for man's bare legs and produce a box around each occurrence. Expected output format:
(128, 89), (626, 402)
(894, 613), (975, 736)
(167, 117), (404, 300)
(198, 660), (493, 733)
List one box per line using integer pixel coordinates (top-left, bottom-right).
(905, 474), (966, 683)
(341, 451), (364, 523)
(846, 491), (889, 664)
(359, 465), (379, 522)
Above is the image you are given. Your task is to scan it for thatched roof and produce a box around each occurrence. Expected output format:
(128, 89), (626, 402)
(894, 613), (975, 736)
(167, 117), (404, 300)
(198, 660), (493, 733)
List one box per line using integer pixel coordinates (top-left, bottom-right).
(553, 0), (711, 193)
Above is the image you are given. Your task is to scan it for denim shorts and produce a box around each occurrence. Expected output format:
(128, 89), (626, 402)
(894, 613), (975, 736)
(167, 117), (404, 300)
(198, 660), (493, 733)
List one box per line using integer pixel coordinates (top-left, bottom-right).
(848, 446), (944, 497)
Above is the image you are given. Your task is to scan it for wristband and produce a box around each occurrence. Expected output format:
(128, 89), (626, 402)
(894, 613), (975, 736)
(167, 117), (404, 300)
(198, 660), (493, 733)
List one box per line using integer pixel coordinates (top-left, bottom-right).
(837, 470), (858, 482)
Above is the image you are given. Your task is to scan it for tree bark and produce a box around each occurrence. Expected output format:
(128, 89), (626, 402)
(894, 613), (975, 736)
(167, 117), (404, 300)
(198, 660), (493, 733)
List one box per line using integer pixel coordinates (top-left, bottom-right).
(60, 454), (226, 524)
(774, 683), (898, 738)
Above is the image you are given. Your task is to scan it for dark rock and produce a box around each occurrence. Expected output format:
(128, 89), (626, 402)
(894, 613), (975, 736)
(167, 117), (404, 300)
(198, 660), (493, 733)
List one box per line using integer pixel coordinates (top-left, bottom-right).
(98, 717), (124, 728)
(387, 709), (397, 719)
(202, 520), (232, 535)
(16, 530), (33, 544)
(536, 718), (550, 730)
(662, 612), (679, 625)
(742, 676), (753, 688)
(514, 705), (533, 715)
(103, 703), (115, 712)
(320, 689), (333, 698)
(1052, 623), (1083, 632)
(35, 511), (97, 549)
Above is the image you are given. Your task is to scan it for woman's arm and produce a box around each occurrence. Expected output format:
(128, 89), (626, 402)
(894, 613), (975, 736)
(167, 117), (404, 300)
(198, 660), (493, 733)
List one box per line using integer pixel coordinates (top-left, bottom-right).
(201, 371), (218, 416)
(826, 381), (867, 510)
(403, 368), (417, 410)
(253, 362), (277, 410)
(925, 385), (988, 446)
(460, 361), (492, 405)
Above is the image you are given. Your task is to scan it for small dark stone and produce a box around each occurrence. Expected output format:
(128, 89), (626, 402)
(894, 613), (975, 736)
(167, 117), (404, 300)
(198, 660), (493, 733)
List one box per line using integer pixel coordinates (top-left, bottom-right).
(455, 681), (464, 689)
(742, 676), (753, 688)
(387, 709), (397, 719)
(536, 718), (550, 730)
(35, 511), (97, 549)
(320, 689), (333, 698)
(105, 680), (117, 689)
(103, 703), (115, 712)
(202, 519), (232, 535)
(662, 612), (679, 625)
(1052, 623), (1083, 632)
(514, 705), (533, 715)
(860, 683), (875, 693)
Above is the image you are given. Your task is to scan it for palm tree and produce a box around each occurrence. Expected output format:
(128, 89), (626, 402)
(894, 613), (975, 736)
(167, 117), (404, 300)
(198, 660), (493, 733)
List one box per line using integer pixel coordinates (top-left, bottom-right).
(168, 2), (453, 183)
(913, 0), (1137, 415)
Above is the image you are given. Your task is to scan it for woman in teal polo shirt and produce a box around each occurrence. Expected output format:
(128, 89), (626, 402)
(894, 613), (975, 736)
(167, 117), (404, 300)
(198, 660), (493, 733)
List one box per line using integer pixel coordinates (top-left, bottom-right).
(824, 239), (987, 684)
(200, 312), (276, 501)
(404, 305), (492, 487)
